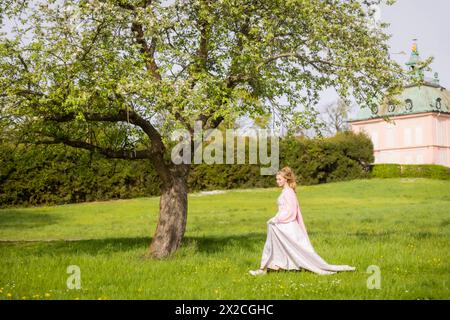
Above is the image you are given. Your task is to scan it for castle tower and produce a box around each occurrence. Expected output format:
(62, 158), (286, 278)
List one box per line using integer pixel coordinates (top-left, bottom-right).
(348, 42), (450, 167)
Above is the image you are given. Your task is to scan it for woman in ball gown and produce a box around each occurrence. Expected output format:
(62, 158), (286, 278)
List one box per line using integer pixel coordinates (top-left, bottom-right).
(249, 166), (356, 276)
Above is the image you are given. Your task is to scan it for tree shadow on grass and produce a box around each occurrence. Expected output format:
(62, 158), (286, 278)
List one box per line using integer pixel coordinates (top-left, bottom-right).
(0, 233), (267, 257)
(183, 232), (266, 254)
(0, 210), (60, 230)
(1, 230), (411, 257)
(348, 230), (395, 241)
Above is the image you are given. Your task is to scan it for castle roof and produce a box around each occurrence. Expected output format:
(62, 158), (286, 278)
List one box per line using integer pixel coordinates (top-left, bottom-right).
(350, 41), (450, 122)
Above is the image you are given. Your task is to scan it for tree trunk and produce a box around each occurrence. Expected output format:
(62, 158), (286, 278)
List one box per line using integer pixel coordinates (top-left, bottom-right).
(146, 165), (189, 259)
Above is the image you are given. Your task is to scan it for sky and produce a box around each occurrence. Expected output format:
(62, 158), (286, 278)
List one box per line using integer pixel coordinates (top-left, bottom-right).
(321, 0), (450, 120)
(381, 0), (450, 89)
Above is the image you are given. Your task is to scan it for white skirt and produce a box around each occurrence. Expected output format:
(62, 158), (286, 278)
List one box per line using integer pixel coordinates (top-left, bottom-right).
(260, 221), (355, 275)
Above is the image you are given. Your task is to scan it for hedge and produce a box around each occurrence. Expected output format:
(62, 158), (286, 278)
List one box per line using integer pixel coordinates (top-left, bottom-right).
(1, 129), (427, 207)
(370, 163), (450, 180)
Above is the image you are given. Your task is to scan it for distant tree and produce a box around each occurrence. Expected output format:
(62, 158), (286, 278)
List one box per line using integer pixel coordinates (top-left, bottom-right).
(320, 98), (354, 137)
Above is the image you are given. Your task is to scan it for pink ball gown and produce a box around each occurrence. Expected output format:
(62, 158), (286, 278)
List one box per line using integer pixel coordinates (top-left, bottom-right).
(259, 186), (355, 275)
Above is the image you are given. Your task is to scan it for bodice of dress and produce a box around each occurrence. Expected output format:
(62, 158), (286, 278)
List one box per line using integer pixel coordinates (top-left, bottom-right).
(273, 187), (309, 234)
(275, 188), (295, 223)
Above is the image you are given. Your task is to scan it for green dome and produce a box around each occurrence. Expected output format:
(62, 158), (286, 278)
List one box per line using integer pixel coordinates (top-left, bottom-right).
(350, 41), (449, 122)
(350, 83), (450, 121)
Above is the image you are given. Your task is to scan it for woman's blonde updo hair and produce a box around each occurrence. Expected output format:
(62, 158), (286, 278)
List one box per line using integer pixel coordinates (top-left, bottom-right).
(277, 166), (297, 192)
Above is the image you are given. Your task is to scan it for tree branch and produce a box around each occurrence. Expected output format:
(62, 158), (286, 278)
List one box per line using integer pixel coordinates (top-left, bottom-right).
(114, 1), (161, 80)
(36, 137), (152, 160)
(196, 1), (210, 72)
(131, 20), (161, 80)
(44, 109), (165, 155)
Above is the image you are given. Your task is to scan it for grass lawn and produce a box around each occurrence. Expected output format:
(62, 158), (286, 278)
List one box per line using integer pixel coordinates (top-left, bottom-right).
(0, 178), (449, 300)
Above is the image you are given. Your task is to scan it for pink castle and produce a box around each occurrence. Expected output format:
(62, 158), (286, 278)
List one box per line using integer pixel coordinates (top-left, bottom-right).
(349, 42), (450, 168)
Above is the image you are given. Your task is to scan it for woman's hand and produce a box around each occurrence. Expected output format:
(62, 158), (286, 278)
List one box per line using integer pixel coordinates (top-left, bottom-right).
(267, 217), (277, 225)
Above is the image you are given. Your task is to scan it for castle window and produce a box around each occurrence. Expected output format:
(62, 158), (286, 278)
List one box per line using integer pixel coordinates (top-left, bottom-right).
(416, 153), (424, 164)
(415, 127), (423, 145)
(436, 119), (445, 145)
(405, 99), (413, 111)
(386, 127), (395, 148)
(404, 128), (412, 146)
(436, 98), (442, 109)
(370, 105), (379, 115)
(370, 131), (379, 149)
(439, 150), (446, 165)
(405, 154), (413, 164)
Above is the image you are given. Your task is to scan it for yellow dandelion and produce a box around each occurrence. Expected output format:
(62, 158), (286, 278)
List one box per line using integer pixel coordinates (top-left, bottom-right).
(44, 293), (51, 298)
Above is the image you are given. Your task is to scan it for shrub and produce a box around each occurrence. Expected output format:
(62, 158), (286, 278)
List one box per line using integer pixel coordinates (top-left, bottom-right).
(371, 163), (450, 180)
(0, 130), (376, 207)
